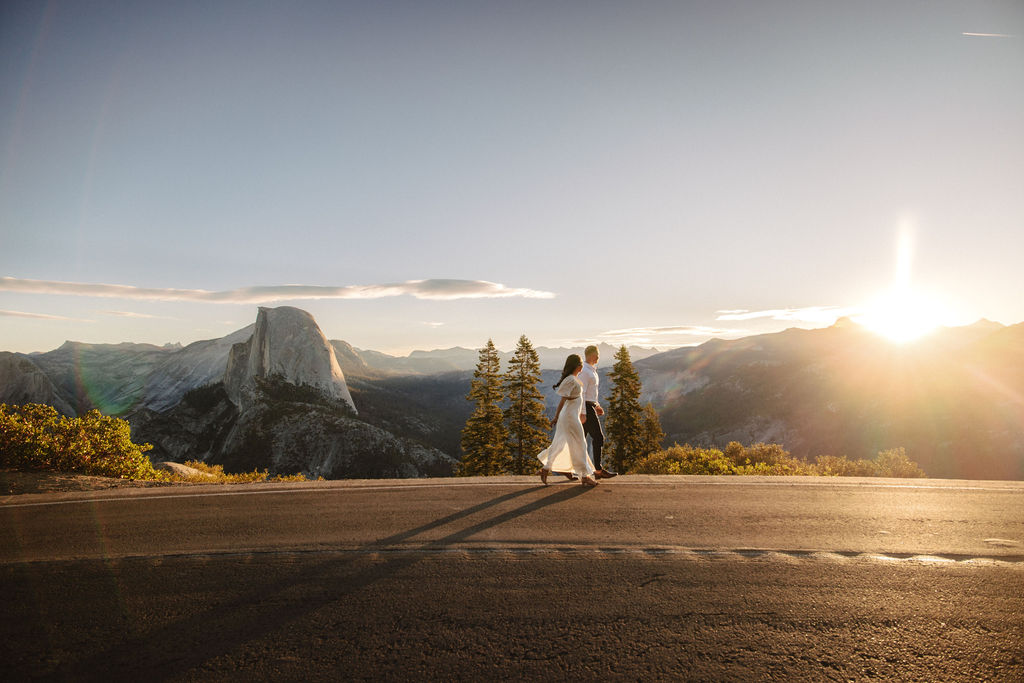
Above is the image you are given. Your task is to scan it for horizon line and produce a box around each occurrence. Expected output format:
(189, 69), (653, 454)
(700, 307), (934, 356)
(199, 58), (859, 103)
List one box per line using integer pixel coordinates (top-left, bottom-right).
(10, 316), (1011, 358)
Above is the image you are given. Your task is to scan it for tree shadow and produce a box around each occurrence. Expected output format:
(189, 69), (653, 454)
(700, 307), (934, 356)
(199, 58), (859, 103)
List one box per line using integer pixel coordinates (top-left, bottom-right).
(60, 483), (589, 679)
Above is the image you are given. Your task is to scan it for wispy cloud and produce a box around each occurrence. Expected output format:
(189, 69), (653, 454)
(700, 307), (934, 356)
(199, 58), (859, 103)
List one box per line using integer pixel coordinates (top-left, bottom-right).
(715, 306), (858, 324)
(0, 277), (556, 303)
(962, 32), (1015, 38)
(423, 321), (445, 327)
(593, 324), (746, 347)
(0, 309), (92, 322)
(100, 310), (170, 319)
(601, 324), (739, 338)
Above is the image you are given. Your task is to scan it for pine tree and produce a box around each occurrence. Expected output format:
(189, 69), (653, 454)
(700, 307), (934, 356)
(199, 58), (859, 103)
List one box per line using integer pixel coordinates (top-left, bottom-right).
(459, 339), (509, 475)
(605, 345), (644, 473)
(503, 335), (549, 475)
(638, 402), (666, 459)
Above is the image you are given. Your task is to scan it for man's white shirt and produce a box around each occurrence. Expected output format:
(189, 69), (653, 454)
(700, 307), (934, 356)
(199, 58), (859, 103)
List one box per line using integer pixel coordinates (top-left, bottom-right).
(580, 362), (600, 404)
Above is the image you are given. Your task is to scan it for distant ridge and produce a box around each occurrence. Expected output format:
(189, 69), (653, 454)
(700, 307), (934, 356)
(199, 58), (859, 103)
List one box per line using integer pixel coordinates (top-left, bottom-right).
(634, 318), (1024, 480)
(2, 311), (1022, 480)
(346, 342), (662, 376)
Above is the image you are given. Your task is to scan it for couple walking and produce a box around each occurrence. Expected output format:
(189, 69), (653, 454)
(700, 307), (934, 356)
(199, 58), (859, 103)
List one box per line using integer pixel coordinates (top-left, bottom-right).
(537, 345), (617, 487)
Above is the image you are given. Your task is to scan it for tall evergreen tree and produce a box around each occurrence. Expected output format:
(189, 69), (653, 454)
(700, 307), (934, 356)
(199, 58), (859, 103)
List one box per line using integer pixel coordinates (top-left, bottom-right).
(605, 345), (644, 473)
(638, 402), (666, 460)
(503, 335), (549, 475)
(459, 339), (509, 475)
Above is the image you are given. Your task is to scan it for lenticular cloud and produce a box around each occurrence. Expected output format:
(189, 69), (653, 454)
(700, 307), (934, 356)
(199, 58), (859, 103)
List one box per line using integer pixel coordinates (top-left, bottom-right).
(0, 277), (556, 303)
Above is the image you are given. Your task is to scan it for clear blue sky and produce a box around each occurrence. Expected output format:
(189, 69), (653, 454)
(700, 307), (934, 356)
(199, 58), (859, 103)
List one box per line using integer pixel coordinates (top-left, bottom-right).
(2, 1), (1022, 354)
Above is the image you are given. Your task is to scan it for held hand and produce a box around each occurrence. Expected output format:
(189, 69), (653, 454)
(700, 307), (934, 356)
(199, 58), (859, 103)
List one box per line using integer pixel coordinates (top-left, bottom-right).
(580, 413), (586, 424)
(595, 405), (605, 416)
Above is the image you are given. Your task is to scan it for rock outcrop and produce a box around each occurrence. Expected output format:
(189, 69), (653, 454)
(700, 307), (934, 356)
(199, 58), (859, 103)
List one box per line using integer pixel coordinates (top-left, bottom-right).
(143, 324), (255, 412)
(132, 377), (457, 479)
(0, 352), (76, 415)
(153, 461), (217, 480)
(225, 307), (355, 412)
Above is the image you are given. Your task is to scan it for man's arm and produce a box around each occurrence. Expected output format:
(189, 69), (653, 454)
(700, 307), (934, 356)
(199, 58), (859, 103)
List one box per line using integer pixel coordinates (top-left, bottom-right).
(588, 368), (605, 415)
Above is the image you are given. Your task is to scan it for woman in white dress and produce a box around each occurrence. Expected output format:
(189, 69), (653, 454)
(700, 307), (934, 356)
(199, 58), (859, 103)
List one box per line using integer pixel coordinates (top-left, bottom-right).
(537, 354), (599, 487)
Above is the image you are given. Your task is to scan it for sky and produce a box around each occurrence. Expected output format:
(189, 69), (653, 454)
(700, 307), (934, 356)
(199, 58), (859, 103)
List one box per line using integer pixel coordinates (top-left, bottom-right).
(2, 0), (1022, 355)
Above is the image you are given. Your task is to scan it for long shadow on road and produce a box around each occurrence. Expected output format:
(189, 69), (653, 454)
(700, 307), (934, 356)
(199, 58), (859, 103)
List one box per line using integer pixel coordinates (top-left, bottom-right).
(52, 482), (589, 679)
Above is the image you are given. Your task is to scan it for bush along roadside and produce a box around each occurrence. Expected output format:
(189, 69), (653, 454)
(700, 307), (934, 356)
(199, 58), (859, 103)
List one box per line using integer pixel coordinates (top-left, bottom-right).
(1, 403), (162, 480)
(168, 460), (316, 484)
(0, 403), (317, 483)
(631, 441), (926, 478)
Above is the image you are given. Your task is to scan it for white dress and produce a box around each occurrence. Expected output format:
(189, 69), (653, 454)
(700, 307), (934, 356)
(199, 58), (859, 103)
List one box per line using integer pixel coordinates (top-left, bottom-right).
(536, 374), (595, 477)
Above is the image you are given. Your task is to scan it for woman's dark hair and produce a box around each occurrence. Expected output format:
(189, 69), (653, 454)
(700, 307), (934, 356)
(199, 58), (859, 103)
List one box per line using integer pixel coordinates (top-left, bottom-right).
(554, 354), (583, 388)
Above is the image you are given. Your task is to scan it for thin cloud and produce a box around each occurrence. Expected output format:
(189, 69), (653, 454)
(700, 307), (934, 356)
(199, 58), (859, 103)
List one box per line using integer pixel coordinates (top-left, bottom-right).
(422, 321), (445, 327)
(0, 309), (92, 322)
(601, 324), (739, 338)
(716, 306), (858, 324)
(592, 324), (747, 348)
(100, 310), (169, 319)
(962, 32), (1015, 38)
(0, 277), (556, 303)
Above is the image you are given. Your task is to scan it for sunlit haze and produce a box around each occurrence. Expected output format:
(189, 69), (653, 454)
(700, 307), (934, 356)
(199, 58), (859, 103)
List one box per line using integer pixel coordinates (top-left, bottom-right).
(2, 2), (1022, 354)
(854, 220), (964, 343)
(856, 288), (951, 344)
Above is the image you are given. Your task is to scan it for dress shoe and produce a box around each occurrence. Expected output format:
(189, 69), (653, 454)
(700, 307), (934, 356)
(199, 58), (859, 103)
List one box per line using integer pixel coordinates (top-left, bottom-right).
(563, 472), (576, 480)
(595, 469), (618, 479)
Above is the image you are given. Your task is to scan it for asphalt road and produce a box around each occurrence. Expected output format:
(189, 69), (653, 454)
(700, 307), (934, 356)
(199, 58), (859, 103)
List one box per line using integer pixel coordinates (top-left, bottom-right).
(2, 476), (1022, 680)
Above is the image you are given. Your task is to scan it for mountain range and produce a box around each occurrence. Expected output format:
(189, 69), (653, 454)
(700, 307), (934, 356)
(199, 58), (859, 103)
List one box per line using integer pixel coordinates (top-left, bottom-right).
(0, 307), (654, 479)
(635, 317), (1024, 480)
(2, 307), (1022, 480)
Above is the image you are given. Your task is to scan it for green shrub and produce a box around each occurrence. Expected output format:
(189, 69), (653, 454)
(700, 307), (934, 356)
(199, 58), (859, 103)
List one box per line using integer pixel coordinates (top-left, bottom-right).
(874, 447), (926, 478)
(0, 403), (164, 480)
(631, 444), (736, 475)
(813, 454), (878, 477)
(177, 460), (318, 483)
(726, 441), (811, 474)
(631, 440), (927, 478)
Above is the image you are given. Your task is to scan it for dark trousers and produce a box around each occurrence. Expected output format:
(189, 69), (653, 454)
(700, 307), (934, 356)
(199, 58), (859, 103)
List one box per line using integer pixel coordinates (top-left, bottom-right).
(584, 401), (605, 470)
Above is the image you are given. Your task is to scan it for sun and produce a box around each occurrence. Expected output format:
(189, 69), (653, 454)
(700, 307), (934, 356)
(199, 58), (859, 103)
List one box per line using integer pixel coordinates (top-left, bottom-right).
(853, 218), (956, 344)
(854, 287), (948, 344)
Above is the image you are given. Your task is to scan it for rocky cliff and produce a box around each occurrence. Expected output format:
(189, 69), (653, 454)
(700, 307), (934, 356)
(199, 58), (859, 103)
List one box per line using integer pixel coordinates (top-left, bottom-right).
(0, 352), (76, 416)
(131, 378), (457, 479)
(124, 307), (459, 478)
(144, 324), (255, 412)
(225, 307), (355, 412)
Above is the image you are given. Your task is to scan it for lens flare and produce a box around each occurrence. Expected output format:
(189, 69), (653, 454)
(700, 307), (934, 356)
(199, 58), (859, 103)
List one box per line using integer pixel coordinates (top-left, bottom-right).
(855, 288), (947, 343)
(855, 218), (952, 343)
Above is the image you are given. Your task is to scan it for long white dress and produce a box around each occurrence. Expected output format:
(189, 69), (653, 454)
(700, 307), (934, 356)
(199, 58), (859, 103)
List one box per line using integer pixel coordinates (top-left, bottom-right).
(536, 374), (596, 478)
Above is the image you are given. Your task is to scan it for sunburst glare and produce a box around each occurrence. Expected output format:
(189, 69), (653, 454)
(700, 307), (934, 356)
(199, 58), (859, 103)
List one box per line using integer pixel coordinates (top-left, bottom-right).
(854, 220), (953, 343)
(856, 287), (948, 343)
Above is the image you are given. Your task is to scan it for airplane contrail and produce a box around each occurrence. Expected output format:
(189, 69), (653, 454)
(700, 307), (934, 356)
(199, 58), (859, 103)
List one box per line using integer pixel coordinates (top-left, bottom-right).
(962, 32), (1014, 38)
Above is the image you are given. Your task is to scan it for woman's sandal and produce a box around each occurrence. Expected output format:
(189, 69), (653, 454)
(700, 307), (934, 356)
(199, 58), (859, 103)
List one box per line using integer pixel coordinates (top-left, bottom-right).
(540, 469), (549, 485)
(581, 476), (599, 487)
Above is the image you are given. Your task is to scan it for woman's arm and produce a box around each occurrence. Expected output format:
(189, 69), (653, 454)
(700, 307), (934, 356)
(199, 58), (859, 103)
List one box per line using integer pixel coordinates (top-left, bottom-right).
(576, 380), (586, 423)
(551, 397), (566, 428)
